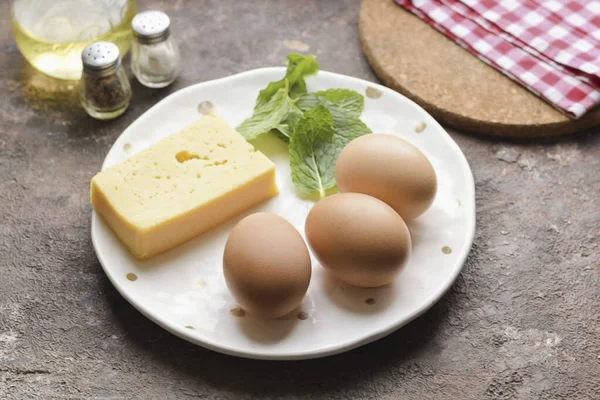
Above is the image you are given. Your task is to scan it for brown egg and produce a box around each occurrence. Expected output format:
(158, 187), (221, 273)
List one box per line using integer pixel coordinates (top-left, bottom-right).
(305, 193), (411, 288)
(335, 134), (437, 220)
(223, 212), (311, 318)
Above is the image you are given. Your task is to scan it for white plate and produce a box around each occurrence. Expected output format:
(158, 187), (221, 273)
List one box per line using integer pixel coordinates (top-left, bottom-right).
(92, 68), (475, 360)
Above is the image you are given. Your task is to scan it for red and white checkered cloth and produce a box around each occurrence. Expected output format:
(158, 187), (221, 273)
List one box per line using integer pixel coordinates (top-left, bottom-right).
(396, 0), (600, 118)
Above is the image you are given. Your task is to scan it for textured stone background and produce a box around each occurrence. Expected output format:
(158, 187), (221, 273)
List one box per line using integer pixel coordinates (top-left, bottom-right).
(1, 1), (599, 399)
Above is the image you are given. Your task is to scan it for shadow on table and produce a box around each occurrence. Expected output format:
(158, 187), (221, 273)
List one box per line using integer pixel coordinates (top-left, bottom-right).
(15, 61), (175, 139)
(102, 268), (458, 398)
(319, 269), (398, 314)
(448, 122), (598, 145)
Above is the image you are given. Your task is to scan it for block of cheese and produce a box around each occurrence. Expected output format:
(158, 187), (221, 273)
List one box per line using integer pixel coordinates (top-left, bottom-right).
(91, 115), (278, 260)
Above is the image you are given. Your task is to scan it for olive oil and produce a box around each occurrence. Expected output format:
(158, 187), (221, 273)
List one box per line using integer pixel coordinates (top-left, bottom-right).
(10, 0), (136, 80)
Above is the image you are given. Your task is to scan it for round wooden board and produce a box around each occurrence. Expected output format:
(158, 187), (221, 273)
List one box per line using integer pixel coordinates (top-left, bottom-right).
(359, 0), (600, 138)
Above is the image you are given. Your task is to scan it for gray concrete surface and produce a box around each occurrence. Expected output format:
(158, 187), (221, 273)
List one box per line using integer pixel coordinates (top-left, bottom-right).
(1, 1), (599, 399)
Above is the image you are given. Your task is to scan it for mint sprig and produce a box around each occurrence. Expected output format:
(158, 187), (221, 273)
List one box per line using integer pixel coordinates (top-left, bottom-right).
(289, 106), (337, 198)
(237, 54), (371, 198)
(256, 54), (318, 109)
(237, 82), (298, 141)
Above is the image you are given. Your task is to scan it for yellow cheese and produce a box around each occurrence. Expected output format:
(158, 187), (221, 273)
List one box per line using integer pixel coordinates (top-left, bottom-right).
(91, 115), (278, 260)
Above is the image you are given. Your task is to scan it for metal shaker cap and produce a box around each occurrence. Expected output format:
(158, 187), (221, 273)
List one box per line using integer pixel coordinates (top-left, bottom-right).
(132, 10), (171, 44)
(81, 42), (120, 76)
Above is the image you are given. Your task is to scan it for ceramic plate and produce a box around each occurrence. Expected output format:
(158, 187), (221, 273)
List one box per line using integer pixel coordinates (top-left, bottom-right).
(91, 68), (475, 360)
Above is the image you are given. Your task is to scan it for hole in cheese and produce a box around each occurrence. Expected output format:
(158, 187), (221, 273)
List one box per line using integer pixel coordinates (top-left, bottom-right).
(176, 151), (202, 163)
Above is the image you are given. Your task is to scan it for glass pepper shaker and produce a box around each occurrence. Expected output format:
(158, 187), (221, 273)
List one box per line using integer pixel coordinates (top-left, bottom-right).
(131, 10), (180, 88)
(79, 41), (132, 120)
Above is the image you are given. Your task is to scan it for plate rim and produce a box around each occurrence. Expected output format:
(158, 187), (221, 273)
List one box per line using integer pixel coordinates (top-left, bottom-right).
(91, 67), (476, 360)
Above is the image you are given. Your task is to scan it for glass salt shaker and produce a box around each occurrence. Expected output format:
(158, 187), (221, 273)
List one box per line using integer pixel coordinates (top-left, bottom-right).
(131, 10), (180, 88)
(79, 41), (132, 120)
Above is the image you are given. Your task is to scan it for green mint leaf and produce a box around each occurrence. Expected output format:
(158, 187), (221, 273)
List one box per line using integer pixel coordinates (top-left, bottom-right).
(256, 54), (319, 108)
(283, 106), (303, 131)
(237, 86), (296, 140)
(289, 106), (336, 198)
(286, 54), (311, 99)
(271, 128), (291, 143)
(331, 109), (372, 142)
(296, 89), (364, 117)
(296, 94), (371, 143)
(286, 53), (310, 72)
(273, 107), (303, 142)
(289, 80), (308, 100)
(289, 99), (371, 196)
(294, 93), (320, 112)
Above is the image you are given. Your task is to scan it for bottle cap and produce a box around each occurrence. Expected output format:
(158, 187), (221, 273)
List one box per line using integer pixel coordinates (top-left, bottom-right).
(132, 10), (171, 45)
(81, 42), (121, 76)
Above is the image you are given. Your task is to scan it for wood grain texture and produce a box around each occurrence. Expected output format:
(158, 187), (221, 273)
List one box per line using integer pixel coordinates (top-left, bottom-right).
(359, 0), (600, 137)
